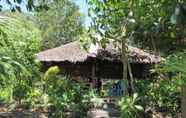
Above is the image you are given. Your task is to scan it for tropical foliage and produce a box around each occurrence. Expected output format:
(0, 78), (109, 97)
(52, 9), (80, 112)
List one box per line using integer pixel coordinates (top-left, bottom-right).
(118, 93), (143, 118)
(0, 12), (41, 104)
(44, 66), (91, 117)
(0, 0), (186, 118)
(87, 0), (186, 117)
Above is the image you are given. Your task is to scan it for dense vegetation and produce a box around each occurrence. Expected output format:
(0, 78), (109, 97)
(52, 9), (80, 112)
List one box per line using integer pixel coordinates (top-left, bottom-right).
(0, 13), (41, 103)
(0, 0), (185, 118)
(87, 0), (186, 117)
(0, 13), (91, 118)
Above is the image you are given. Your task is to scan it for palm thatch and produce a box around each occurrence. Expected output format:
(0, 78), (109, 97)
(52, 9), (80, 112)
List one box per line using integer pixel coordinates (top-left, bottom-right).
(37, 41), (162, 63)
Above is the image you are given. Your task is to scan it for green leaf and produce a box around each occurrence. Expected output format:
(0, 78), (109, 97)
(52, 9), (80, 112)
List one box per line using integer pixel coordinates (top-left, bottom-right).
(135, 105), (143, 111)
(170, 32), (176, 38)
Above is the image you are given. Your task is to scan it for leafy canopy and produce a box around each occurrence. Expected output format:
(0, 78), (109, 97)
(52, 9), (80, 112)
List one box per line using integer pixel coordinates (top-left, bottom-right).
(87, 0), (186, 54)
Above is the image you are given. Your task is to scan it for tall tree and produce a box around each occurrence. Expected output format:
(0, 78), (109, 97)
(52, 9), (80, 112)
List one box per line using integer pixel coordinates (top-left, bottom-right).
(35, 0), (84, 49)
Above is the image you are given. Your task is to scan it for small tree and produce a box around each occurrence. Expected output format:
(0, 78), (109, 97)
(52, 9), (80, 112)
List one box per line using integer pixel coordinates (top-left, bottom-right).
(87, 0), (138, 95)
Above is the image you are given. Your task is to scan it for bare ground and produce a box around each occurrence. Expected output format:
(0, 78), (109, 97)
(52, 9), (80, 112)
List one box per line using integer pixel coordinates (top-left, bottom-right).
(0, 104), (48, 118)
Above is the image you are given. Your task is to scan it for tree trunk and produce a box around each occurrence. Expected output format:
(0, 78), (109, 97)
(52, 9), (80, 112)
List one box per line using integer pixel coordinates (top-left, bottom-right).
(122, 40), (128, 96)
(182, 84), (186, 118)
(127, 61), (135, 93)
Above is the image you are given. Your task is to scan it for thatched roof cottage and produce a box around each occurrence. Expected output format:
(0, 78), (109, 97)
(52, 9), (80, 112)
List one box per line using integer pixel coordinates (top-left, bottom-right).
(37, 41), (161, 80)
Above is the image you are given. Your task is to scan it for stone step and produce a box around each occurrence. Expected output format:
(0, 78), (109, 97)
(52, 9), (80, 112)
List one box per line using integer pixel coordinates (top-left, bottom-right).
(87, 108), (120, 118)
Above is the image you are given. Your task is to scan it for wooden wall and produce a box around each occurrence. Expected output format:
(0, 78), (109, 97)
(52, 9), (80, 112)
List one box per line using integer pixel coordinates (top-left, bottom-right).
(42, 61), (93, 77)
(96, 60), (151, 79)
(41, 60), (152, 79)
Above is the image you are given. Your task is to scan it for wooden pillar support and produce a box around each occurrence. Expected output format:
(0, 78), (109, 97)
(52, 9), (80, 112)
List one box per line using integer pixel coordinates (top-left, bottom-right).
(128, 62), (135, 94)
(91, 60), (96, 89)
(122, 40), (128, 96)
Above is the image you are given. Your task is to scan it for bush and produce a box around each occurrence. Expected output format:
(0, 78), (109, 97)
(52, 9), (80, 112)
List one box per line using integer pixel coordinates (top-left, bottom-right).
(135, 53), (186, 117)
(118, 93), (143, 118)
(13, 80), (31, 105)
(136, 77), (181, 117)
(0, 87), (13, 103)
(44, 66), (91, 117)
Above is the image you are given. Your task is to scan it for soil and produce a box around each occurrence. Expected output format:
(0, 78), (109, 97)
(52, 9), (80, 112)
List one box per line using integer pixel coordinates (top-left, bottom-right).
(0, 103), (180, 118)
(0, 104), (48, 118)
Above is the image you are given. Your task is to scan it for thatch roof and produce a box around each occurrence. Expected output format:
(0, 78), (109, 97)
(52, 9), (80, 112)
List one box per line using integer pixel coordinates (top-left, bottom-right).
(37, 41), (94, 62)
(37, 41), (162, 63)
(97, 42), (162, 63)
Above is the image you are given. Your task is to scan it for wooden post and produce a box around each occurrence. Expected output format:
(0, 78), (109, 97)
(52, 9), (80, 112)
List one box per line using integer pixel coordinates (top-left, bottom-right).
(122, 40), (128, 96)
(127, 61), (135, 94)
(182, 84), (186, 118)
(91, 60), (96, 89)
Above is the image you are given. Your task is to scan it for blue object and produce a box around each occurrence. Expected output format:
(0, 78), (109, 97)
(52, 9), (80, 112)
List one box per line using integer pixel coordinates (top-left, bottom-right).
(108, 80), (126, 97)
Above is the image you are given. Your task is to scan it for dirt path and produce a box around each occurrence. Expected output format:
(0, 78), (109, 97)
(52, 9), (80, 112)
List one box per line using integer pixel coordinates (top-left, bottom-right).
(87, 103), (121, 118)
(0, 102), (121, 118)
(87, 108), (120, 118)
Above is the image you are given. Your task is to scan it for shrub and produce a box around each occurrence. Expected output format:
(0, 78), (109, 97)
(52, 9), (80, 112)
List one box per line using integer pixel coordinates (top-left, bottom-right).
(0, 87), (13, 103)
(13, 80), (31, 105)
(44, 66), (91, 117)
(118, 93), (143, 118)
(135, 53), (186, 117)
(136, 76), (181, 117)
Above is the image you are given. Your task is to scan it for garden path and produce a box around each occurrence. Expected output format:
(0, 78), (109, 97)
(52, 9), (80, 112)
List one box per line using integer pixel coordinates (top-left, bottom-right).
(87, 102), (121, 118)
